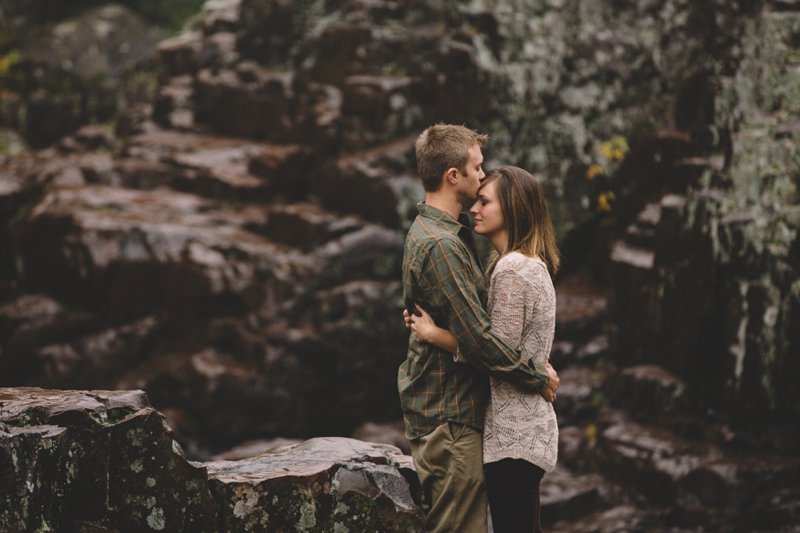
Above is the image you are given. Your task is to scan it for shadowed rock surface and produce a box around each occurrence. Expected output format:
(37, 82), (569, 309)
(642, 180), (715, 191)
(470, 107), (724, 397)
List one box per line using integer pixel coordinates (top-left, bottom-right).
(545, 270), (800, 532)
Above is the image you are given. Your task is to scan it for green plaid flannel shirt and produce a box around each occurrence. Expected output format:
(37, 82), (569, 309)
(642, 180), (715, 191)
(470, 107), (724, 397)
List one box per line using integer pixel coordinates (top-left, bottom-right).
(398, 202), (550, 439)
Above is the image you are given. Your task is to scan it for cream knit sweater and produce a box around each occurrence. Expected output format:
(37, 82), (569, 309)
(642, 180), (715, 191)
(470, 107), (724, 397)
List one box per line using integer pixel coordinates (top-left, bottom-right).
(482, 252), (558, 472)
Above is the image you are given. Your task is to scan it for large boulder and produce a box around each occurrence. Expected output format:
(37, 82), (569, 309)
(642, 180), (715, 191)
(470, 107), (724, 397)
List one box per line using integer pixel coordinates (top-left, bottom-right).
(21, 4), (165, 82)
(205, 437), (422, 532)
(0, 387), (217, 532)
(0, 387), (423, 532)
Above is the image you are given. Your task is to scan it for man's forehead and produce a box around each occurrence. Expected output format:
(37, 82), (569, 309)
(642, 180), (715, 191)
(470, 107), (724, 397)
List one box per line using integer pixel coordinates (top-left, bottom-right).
(469, 144), (483, 161)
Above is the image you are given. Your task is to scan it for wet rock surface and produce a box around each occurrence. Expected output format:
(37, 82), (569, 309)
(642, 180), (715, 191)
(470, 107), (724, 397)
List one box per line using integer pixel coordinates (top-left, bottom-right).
(205, 437), (421, 532)
(0, 388), (422, 532)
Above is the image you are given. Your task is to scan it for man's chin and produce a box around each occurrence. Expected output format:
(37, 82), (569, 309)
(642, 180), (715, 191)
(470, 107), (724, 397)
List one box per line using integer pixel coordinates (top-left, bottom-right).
(459, 193), (479, 206)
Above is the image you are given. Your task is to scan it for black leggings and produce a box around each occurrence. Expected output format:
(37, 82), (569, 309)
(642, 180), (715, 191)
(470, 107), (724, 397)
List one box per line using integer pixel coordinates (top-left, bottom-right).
(485, 458), (545, 533)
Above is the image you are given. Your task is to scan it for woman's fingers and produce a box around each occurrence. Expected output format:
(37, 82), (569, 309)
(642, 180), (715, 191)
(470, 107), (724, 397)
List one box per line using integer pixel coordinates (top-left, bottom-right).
(402, 309), (412, 329)
(414, 303), (432, 318)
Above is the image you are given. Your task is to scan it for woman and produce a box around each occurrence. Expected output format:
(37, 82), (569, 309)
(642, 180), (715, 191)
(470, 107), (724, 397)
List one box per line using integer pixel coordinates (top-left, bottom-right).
(408, 165), (560, 533)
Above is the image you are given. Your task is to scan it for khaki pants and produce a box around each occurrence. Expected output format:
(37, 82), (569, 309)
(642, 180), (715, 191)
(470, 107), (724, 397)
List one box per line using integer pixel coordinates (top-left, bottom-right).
(410, 422), (487, 533)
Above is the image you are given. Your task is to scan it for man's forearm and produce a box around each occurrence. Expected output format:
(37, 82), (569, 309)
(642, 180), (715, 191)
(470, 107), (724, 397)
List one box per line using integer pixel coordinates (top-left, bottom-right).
(457, 326), (550, 393)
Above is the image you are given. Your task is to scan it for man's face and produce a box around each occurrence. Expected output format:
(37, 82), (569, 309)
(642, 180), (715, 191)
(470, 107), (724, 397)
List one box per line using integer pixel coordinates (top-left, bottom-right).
(455, 144), (485, 203)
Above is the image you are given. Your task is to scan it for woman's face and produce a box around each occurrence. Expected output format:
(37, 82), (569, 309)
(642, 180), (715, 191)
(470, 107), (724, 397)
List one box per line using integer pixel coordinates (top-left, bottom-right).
(470, 179), (504, 236)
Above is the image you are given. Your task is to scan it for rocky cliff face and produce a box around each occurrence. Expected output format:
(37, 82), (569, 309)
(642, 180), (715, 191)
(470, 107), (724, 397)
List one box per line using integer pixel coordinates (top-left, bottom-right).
(608, 2), (800, 420)
(1, 0), (799, 529)
(2, 0), (798, 446)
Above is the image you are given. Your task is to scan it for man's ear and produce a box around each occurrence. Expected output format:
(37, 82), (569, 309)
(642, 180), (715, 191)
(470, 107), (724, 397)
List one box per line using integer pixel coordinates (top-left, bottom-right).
(445, 167), (459, 185)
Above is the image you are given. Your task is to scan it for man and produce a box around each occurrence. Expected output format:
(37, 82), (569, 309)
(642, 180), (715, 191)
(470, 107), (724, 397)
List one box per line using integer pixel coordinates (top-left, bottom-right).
(399, 124), (560, 532)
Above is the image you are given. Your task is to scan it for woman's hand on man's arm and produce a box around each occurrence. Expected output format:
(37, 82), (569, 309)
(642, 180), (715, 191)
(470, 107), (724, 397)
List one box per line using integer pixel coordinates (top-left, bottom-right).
(540, 363), (559, 402)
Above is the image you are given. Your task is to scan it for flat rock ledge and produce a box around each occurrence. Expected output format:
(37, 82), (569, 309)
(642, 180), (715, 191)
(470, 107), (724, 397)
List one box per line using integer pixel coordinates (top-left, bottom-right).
(0, 388), (423, 532)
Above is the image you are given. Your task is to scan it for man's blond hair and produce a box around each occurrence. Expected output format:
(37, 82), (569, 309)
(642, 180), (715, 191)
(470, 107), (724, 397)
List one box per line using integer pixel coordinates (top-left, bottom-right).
(415, 124), (488, 192)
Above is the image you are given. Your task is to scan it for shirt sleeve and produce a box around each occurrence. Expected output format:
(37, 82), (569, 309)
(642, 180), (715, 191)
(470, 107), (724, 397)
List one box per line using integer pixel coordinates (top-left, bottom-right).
(419, 236), (549, 393)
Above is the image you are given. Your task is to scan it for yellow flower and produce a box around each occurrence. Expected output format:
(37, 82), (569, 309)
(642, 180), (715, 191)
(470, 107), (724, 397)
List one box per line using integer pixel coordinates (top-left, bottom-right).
(598, 142), (614, 161)
(597, 191), (616, 212)
(610, 135), (629, 161)
(597, 135), (629, 163)
(586, 164), (605, 180)
(611, 135), (629, 151)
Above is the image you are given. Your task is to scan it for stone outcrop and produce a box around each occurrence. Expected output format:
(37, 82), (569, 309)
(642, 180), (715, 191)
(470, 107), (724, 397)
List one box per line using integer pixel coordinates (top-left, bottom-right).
(0, 387), (217, 532)
(560, 6), (800, 529)
(0, 388), (422, 532)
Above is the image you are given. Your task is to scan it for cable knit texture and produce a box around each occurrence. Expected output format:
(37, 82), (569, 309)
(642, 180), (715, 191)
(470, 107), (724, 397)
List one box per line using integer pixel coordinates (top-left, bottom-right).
(482, 252), (558, 472)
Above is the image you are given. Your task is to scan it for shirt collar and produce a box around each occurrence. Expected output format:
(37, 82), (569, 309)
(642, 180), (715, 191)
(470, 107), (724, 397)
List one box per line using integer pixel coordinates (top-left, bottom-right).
(417, 202), (472, 233)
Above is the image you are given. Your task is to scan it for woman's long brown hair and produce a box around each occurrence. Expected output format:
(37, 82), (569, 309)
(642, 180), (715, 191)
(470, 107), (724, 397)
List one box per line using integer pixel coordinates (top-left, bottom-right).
(483, 166), (560, 278)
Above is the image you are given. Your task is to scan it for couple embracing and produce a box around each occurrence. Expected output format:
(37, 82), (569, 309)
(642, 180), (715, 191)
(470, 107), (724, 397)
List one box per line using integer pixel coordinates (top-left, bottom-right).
(399, 124), (561, 533)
